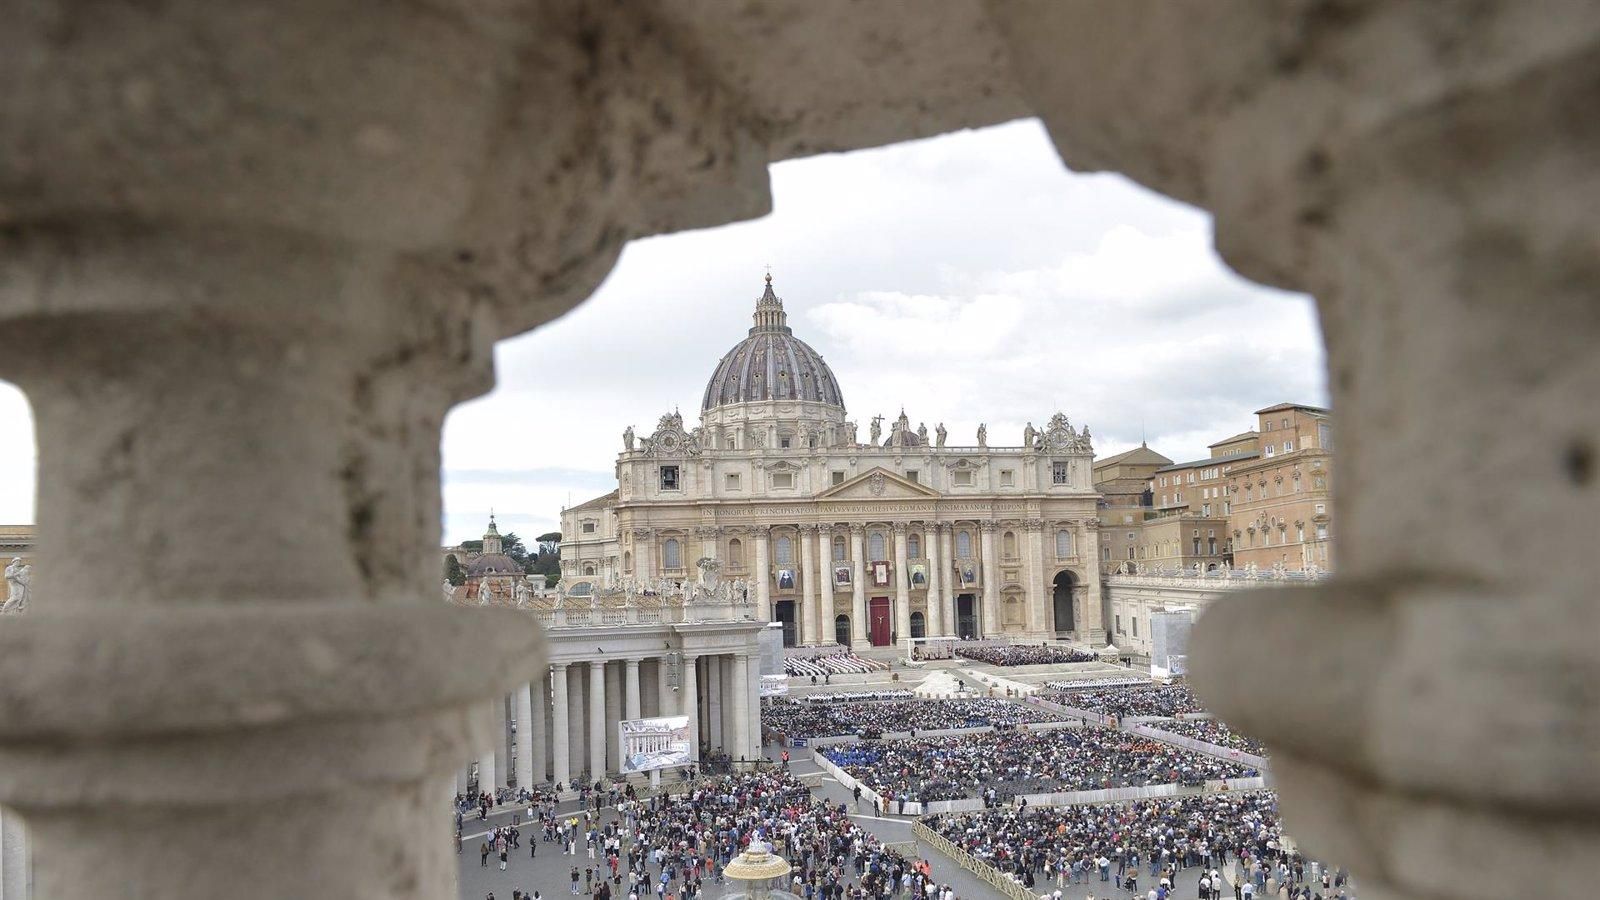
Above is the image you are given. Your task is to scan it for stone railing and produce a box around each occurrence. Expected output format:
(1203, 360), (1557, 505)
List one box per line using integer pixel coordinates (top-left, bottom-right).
(534, 599), (759, 630)
(1107, 569), (1332, 588)
(912, 820), (1036, 900)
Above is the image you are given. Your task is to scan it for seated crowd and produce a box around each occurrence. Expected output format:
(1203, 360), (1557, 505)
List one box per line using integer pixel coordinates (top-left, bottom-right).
(955, 644), (1096, 666)
(762, 697), (1066, 739)
(785, 652), (890, 678)
(928, 791), (1343, 898)
(823, 728), (1256, 804)
(1141, 719), (1269, 757)
(1039, 683), (1207, 719)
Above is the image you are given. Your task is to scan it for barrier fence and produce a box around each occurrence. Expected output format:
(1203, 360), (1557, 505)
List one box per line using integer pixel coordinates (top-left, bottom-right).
(912, 819), (1036, 900)
(1129, 722), (1270, 772)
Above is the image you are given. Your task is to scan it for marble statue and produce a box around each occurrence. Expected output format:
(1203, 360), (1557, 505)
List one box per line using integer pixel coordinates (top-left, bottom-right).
(976, 423), (987, 447)
(1023, 422), (1036, 447)
(869, 415), (883, 445)
(3, 558), (30, 613)
(622, 426), (634, 451)
(514, 577), (534, 605)
(917, 422), (928, 445)
(935, 422), (947, 447)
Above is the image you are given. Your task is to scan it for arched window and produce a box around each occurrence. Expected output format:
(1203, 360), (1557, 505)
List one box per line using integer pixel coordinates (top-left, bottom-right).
(775, 535), (794, 565)
(728, 538), (744, 565)
(832, 535), (847, 561)
(1055, 530), (1073, 558)
(869, 531), (886, 561)
(908, 533), (921, 559)
(956, 529), (973, 557)
(582, 563), (596, 576)
(1003, 531), (1017, 559)
(663, 538), (681, 569)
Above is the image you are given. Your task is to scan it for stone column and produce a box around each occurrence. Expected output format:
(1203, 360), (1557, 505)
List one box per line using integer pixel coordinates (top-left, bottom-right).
(604, 660), (623, 774)
(620, 658), (641, 772)
(849, 525), (868, 645)
(477, 698), (497, 795)
(745, 651), (762, 762)
(707, 654), (724, 749)
(531, 671), (549, 785)
(816, 525), (835, 644)
(634, 529), (656, 581)
(569, 664), (587, 780)
(939, 525), (957, 637)
(927, 524), (945, 638)
(551, 665), (571, 789)
(1079, 521), (1106, 644)
(514, 682), (534, 788)
(493, 695), (510, 789)
(654, 658), (672, 719)
(799, 524), (818, 644)
(681, 654), (700, 763)
(1026, 520), (1048, 637)
(754, 526), (772, 620)
(587, 661), (606, 780)
(892, 523), (911, 645)
(980, 522), (1000, 636)
(1, 807), (30, 900)
(731, 652), (751, 762)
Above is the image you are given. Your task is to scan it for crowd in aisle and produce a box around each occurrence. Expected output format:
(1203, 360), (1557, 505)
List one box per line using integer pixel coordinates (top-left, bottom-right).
(823, 728), (1257, 804)
(1038, 684), (1207, 719)
(762, 697), (1066, 740)
(955, 645), (1096, 667)
(1139, 720), (1268, 757)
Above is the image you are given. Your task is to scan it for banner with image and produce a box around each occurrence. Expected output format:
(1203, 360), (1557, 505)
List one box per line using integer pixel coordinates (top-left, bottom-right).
(871, 561), (890, 587)
(776, 568), (796, 590)
(908, 563), (929, 588)
(618, 715), (692, 774)
(834, 565), (853, 586)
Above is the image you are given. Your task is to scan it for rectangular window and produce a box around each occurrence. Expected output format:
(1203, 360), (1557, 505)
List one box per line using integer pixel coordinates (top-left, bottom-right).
(582, 522), (596, 534)
(1314, 503), (1326, 514)
(1264, 445), (1276, 457)
(832, 470), (846, 486)
(779, 436), (791, 449)
(1316, 523), (1329, 540)
(1132, 617), (1139, 637)
(1052, 462), (1070, 485)
(725, 473), (741, 491)
(1102, 546), (1110, 561)
(1208, 538), (1217, 554)
(1318, 422), (1334, 451)
(1283, 440), (1294, 452)
(771, 472), (794, 489)
(999, 469), (1015, 487)
(1115, 614), (1123, 634)
(952, 470), (973, 486)
(1297, 525), (1305, 543)
(1202, 504), (1211, 516)
(659, 465), (679, 490)
(1192, 538), (1201, 555)
(905, 470), (919, 483)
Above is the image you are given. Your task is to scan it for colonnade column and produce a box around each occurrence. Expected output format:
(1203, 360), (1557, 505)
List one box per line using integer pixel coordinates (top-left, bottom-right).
(939, 526), (957, 637)
(587, 661), (605, 780)
(477, 699), (498, 795)
(707, 655), (724, 749)
(514, 682), (534, 788)
(1026, 520), (1048, 637)
(980, 522), (1000, 636)
(731, 652), (751, 762)
(604, 662), (622, 774)
(927, 524), (944, 638)
(493, 696), (509, 790)
(745, 652), (762, 762)
(849, 525), (868, 645)
(753, 526), (772, 619)
(620, 658), (641, 772)
(816, 526), (835, 645)
(531, 670), (549, 785)
(892, 523), (911, 646)
(799, 524), (818, 644)
(681, 654), (700, 763)
(0, 808), (29, 900)
(551, 665), (571, 789)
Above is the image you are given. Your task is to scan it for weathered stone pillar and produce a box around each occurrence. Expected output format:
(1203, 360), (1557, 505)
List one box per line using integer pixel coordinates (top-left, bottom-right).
(938, 525), (957, 637)
(892, 523), (911, 644)
(551, 664), (571, 790)
(979, 522), (1000, 636)
(604, 659), (622, 774)
(927, 523), (944, 638)
(849, 525), (868, 644)
(0, 808), (27, 900)
(816, 526), (835, 643)
(587, 660), (606, 779)
(799, 524), (818, 644)
(731, 652), (751, 762)
(531, 671), (549, 785)
(754, 526), (772, 619)
(513, 682), (534, 789)
(681, 654), (700, 763)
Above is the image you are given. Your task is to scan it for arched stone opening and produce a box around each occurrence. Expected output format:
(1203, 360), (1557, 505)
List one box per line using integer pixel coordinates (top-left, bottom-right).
(834, 614), (851, 647)
(1051, 570), (1076, 636)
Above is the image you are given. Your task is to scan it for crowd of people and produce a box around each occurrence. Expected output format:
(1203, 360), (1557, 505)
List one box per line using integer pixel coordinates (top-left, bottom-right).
(1140, 720), (1268, 757)
(928, 791), (1350, 900)
(823, 728), (1257, 804)
(762, 697), (1066, 740)
(955, 645), (1096, 667)
(1039, 684), (1207, 719)
(785, 652), (891, 678)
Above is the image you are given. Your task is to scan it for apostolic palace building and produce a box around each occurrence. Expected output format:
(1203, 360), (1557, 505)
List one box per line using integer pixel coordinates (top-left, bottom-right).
(561, 276), (1108, 649)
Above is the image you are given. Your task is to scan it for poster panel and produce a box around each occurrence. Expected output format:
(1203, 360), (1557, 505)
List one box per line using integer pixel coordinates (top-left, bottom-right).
(618, 715), (692, 773)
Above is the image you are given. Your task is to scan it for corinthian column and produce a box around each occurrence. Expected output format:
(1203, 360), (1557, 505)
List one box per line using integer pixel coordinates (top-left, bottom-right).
(892, 523), (911, 645)
(927, 524), (945, 638)
(848, 525), (868, 645)
(799, 524), (818, 644)
(979, 522), (1000, 636)
(816, 526), (835, 645)
(753, 526), (772, 620)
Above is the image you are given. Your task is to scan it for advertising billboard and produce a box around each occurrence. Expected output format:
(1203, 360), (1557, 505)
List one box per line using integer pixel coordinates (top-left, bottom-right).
(618, 715), (692, 773)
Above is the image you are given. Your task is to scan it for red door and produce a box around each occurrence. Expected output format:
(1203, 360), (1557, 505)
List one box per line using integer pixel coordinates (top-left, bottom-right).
(869, 596), (892, 646)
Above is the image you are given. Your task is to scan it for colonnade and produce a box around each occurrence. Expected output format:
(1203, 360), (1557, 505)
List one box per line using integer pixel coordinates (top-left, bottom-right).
(461, 650), (762, 795)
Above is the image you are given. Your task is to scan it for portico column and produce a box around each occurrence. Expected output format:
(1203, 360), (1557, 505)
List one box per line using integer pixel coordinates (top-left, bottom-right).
(514, 681), (534, 788)
(816, 526), (835, 644)
(939, 525), (957, 637)
(707, 654), (724, 749)
(731, 652), (751, 762)
(621, 658), (641, 771)
(1026, 520), (1048, 637)
(477, 699), (498, 795)
(799, 524), (818, 644)
(980, 522), (1000, 636)
(531, 670), (549, 785)
(681, 654), (700, 763)
(892, 523), (911, 645)
(754, 526), (772, 619)
(1, 807), (29, 900)
(551, 664), (571, 789)
(849, 525), (868, 644)
(927, 524), (944, 638)
(1080, 522), (1106, 643)
(587, 661), (606, 779)
(604, 660), (623, 774)
(655, 658), (672, 719)
(745, 651), (762, 762)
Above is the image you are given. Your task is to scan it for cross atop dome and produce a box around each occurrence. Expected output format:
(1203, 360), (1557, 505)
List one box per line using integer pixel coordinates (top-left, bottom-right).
(751, 272), (789, 334)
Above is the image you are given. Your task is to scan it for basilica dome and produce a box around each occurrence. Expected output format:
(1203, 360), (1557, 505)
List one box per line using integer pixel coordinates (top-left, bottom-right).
(702, 276), (845, 413)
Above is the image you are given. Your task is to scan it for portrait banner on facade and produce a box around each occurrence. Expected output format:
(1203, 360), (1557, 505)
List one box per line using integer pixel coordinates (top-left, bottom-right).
(776, 568), (796, 590)
(618, 715), (692, 774)
(871, 561), (890, 587)
(959, 564), (978, 586)
(834, 565), (852, 586)
(908, 563), (928, 587)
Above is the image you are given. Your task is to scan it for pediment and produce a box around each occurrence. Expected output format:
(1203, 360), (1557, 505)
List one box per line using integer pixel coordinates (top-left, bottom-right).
(816, 467), (941, 500)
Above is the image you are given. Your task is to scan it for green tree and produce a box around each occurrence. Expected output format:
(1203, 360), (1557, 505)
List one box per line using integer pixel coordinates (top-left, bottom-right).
(500, 532), (530, 567)
(443, 554), (466, 586)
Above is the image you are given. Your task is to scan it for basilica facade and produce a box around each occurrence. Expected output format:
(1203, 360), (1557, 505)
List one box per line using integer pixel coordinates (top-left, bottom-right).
(562, 276), (1106, 648)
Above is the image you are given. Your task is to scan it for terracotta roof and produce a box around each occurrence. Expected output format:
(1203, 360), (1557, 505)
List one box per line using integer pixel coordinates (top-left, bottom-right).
(1154, 449), (1260, 473)
(568, 490), (618, 513)
(1206, 430), (1259, 448)
(1254, 402), (1330, 415)
(1093, 445), (1173, 469)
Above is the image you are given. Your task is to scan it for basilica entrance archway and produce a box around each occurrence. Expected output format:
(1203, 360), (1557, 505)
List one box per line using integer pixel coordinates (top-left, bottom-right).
(868, 596), (892, 646)
(956, 594), (978, 640)
(910, 611), (926, 639)
(834, 614), (851, 648)
(1052, 571), (1076, 636)
(775, 600), (798, 647)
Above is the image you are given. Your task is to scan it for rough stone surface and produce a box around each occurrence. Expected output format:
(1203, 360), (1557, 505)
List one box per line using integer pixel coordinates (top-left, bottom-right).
(0, 1), (1595, 898)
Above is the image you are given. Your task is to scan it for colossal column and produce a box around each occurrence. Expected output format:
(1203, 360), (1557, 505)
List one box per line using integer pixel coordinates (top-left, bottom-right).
(1025, 520), (1048, 637)
(745, 651), (762, 762)
(891, 523), (911, 644)
(939, 525), (957, 637)
(706, 654), (724, 749)
(980, 522), (1000, 636)
(551, 665), (571, 790)
(799, 524), (818, 644)
(816, 526), (835, 645)
(731, 652), (751, 762)
(681, 654), (700, 763)
(477, 699), (498, 796)
(513, 682), (534, 789)
(849, 525), (868, 645)
(927, 524), (944, 638)
(621, 658), (641, 772)
(1080, 522), (1106, 644)
(531, 671), (549, 785)
(753, 526), (772, 620)
(587, 661), (606, 780)
(604, 660), (623, 774)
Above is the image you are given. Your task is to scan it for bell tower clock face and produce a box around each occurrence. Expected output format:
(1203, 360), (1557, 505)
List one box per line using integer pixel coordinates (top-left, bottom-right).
(661, 435), (678, 452)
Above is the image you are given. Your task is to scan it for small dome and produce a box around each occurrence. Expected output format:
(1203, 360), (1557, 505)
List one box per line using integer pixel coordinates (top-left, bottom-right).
(702, 276), (845, 413)
(467, 553), (522, 577)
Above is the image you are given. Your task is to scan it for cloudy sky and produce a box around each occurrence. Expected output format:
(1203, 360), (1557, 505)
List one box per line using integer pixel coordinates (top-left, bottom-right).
(0, 119), (1327, 544)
